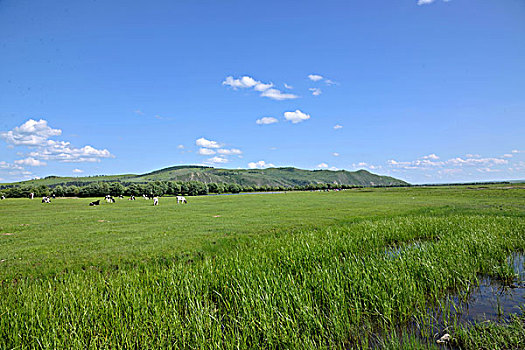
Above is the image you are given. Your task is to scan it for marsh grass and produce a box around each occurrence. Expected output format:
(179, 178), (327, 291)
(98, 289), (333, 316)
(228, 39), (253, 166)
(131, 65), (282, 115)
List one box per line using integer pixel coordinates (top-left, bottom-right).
(0, 187), (524, 348)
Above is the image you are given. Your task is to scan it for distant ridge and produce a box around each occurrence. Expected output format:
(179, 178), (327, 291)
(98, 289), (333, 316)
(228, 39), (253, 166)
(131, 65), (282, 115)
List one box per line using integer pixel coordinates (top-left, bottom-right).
(1, 166), (409, 188)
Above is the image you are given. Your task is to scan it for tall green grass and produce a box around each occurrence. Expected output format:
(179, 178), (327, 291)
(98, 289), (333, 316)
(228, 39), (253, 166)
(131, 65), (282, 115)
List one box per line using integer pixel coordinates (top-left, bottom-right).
(1, 215), (523, 349)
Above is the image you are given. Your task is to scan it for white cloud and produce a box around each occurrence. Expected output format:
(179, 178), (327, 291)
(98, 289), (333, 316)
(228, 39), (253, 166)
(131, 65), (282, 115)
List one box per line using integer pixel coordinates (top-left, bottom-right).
(1, 119), (61, 146)
(476, 167), (501, 173)
(284, 110), (310, 124)
(223, 75), (297, 100)
(222, 75), (274, 92)
(27, 141), (113, 163)
(447, 157), (507, 166)
(207, 156), (228, 164)
(317, 163), (328, 168)
(248, 160), (275, 169)
(502, 154), (513, 158)
(0, 161), (23, 170)
(14, 157), (47, 167)
(73, 168), (83, 173)
(198, 148), (216, 155)
(256, 117), (279, 125)
(1, 119), (114, 164)
(333, 124), (343, 130)
(284, 83), (293, 89)
(217, 148), (242, 155)
(324, 79), (338, 86)
(260, 88), (298, 100)
(177, 144), (184, 149)
(309, 88), (322, 96)
(134, 110), (144, 115)
(386, 153), (513, 178)
(332, 152), (340, 157)
(422, 154), (439, 160)
(253, 82), (274, 92)
(222, 76), (259, 89)
(195, 137), (222, 149)
(308, 74), (324, 82)
(511, 150), (521, 154)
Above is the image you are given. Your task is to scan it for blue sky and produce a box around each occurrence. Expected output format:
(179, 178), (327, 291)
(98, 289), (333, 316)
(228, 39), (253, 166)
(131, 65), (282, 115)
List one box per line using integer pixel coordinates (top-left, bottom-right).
(1, 0), (524, 184)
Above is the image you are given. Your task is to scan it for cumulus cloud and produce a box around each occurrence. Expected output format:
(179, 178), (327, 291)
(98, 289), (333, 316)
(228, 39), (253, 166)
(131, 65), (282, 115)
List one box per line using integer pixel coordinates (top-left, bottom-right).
(217, 148), (242, 155)
(284, 83), (293, 89)
(386, 153), (514, 178)
(317, 163), (329, 168)
(207, 156), (228, 164)
(0, 119), (113, 164)
(284, 110), (310, 124)
(195, 137), (222, 149)
(248, 160), (275, 169)
(222, 76), (260, 89)
(260, 88), (298, 100)
(196, 138), (242, 163)
(309, 88), (322, 96)
(308, 74), (338, 86)
(422, 154), (439, 160)
(308, 74), (324, 82)
(27, 141), (113, 163)
(332, 152), (340, 157)
(198, 148), (216, 155)
(253, 82), (274, 92)
(223, 75), (298, 100)
(73, 168), (84, 173)
(333, 124), (343, 130)
(14, 157), (47, 167)
(256, 117), (279, 125)
(1, 119), (61, 146)
(0, 161), (23, 170)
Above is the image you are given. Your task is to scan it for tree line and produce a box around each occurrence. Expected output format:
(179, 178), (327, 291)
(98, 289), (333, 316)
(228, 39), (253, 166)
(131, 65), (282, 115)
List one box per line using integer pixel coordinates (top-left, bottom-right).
(0, 180), (367, 198)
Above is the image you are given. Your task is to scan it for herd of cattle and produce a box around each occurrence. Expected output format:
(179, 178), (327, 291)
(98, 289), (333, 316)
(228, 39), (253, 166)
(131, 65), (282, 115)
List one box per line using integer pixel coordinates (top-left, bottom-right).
(0, 192), (188, 206)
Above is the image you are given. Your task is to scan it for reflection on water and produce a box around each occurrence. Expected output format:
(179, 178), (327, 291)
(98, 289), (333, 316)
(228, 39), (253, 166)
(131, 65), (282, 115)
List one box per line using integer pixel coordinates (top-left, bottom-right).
(446, 253), (524, 324)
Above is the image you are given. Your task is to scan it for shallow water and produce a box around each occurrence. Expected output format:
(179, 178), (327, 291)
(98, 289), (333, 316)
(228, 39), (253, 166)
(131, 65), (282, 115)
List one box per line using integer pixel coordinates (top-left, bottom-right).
(374, 252), (524, 347)
(447, 253), (524, 323)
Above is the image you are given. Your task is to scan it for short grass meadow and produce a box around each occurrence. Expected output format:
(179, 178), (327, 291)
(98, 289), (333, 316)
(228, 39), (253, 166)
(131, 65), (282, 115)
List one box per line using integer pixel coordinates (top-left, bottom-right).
(1, 186), (524, 349)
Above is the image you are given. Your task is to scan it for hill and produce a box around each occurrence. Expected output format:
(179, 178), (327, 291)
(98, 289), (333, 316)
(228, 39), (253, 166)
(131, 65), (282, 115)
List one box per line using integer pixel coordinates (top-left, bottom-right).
(1, 165), (409, 188)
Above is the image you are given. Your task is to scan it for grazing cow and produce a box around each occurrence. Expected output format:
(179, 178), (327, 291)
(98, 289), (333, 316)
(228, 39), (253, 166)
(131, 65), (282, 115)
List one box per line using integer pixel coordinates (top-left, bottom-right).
(176, 196), (187, 204)
(128, 195), (135, 200)
(105, 195), (115, 203)
(41, 196), (51, 203)
(153, 197), (159, 206)
(119, 195), (124, 199)
(1, 195), (5, 200)
(89, 200), (100, 206)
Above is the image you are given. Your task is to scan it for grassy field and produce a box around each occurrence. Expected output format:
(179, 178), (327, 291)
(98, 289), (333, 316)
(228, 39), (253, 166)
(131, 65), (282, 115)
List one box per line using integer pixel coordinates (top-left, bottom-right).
(1, 186), (524, 349)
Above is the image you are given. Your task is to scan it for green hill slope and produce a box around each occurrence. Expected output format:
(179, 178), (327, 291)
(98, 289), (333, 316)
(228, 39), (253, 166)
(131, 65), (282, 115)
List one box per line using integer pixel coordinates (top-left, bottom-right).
(2, 166), (409, 188)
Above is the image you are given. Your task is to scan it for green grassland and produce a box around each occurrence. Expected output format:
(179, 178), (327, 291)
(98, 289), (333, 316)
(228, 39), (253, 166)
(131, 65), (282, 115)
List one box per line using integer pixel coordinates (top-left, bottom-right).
(1, 186), (524, 349)
(2, 165), (408, 187)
